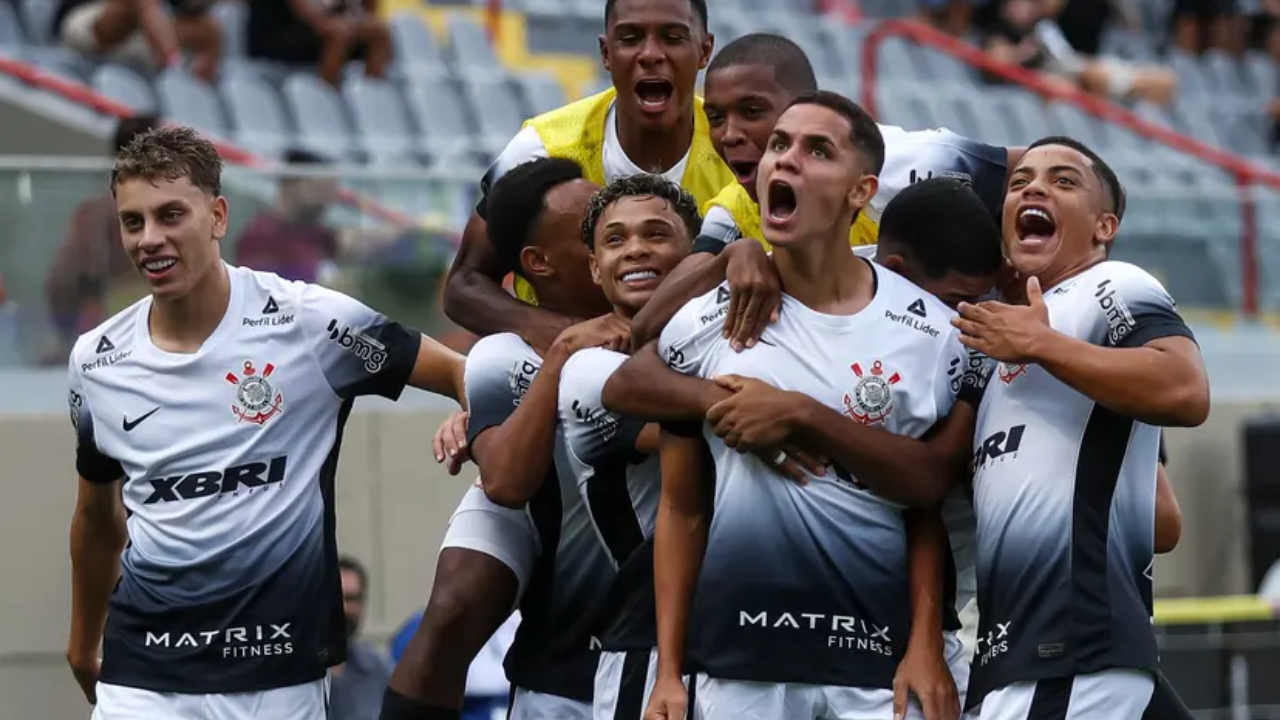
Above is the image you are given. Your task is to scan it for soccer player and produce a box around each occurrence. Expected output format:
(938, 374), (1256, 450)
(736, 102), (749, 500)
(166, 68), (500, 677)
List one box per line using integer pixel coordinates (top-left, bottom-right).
(606, 91), (969, 720)
(67, 126), (467, 719)
(382, 157), (611, 720)
(952, 137), (1210, 719)
(632, 31), (1021, 348)
(442, 0), (736, 351)
(557, 174), (702, 720)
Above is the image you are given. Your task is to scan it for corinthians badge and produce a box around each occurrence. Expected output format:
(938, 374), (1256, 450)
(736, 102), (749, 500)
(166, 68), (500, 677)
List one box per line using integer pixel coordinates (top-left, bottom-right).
(843, 360), (901, 426)
(225, 360), (283, 425)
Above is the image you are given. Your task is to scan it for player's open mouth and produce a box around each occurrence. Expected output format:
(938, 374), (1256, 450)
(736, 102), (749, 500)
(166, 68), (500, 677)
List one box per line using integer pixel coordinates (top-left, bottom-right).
(141, 257), (178, 279)
(634, 78), (674, 114)
(767, 180), (797, 222)
(620, 268), (661, 289)
(1015, 206), (1056, 246)
(729, 160), (759, 185)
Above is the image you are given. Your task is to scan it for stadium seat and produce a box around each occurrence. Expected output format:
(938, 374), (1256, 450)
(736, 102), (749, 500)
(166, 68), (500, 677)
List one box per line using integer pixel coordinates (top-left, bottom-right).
(0, 2), (26, 47)
(1243, 52), (1276, 98)
(157, 68), (231, 140)
(220, 71), (292, 159)
(389, 12), (446, 69)
(212, 1), (247, 58)
(23, 46), (94, 82)
(460, 72), (528, 156)
(515, 72), (566, 117)
(282, 72), (360, 161)
(444, 14), (501, 71)
(342, 76), (427, 166)
(404, 71), (483, 167)
(92, 64), (158, 112)
(874, 37), (927, 80)
(20, 0), (55, 45)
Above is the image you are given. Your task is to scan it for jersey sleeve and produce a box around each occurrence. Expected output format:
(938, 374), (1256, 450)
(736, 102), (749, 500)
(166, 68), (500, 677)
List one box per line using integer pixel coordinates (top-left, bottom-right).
(67, 362), (124, 484)
(559, 348), (647, 466)
(657, 285), (730, 379)
(934, 330), (969, 419)
(693, 204), (743, 255)
(957, 347), (994, 407)
(902, 128), (1008, 219)
(475, 126), (549, 220)
(300, 283), (421, 401)
(464, 333), (539, 445)
(1094, 264), (1196, 349)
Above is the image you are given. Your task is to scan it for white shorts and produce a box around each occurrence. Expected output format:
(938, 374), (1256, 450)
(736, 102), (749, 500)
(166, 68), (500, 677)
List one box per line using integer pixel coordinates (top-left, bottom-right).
(974, 669), (1155, 720)
(943, 630), (972, 711)
(440, 481), (540, 600)
(509, 687), (593, 720)
(60, 0), (153, 64)
(91, 678), (328, 720)
(595, 648), (684, 720)
(692, 675), (924, 720)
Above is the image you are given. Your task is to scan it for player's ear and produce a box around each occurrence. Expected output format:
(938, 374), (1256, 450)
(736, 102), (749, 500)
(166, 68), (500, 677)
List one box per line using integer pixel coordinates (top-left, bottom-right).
(598, 34), (611, 73)
(878, 253), (905, 273)
(848, 173), (878, 216)
(588, 250), (603, 286)
(521, 245), (554, 279)
(698, 31), (714, 70)
(1093, 211), (1119, 249)
(211, 196), (229, 242)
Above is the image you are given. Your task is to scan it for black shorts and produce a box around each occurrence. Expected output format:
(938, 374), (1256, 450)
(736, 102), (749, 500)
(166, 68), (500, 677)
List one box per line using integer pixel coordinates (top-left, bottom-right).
(1172, 0), (1239, 21)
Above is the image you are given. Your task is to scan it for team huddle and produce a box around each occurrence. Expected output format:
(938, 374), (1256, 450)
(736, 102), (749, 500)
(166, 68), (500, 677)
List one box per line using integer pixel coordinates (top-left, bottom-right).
(64, 0), (1208, 719)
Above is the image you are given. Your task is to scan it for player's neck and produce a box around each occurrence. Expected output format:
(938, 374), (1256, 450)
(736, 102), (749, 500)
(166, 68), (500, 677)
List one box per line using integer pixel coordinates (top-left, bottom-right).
(615, 110), (694, 174)
(148, 263), (232, 353)
(773, 231), (873, 315)
(1034, 253), (1104, 292)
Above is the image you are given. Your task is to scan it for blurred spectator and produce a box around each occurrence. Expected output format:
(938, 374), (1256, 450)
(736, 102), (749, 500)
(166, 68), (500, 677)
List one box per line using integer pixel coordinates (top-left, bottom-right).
(54, 0), (222, 81)
(233, 149), (341, 284)
(389, 610), (519, 720)
(45, 113), (160, 362)
(919, 0), (992, 38)
(0, 278), (29, 367)
(246, 0), (392, 87)
(978, 0), (1177, 105)
(331, 556), (393, 720)
(1245, 0), (1280, 58)
(1171, 0), (1243, 54)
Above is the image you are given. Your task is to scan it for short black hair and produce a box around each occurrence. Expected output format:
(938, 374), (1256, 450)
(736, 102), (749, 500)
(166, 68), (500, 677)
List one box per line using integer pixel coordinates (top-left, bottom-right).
(283, 148), (328, 165)
(486, 157), (586, 275)
(113, 114), (161, 154)
(582, 174), (702, 248)
(338, 555), (368, 596)
(605, 0), (707, 31)
(786, 91), (885, 175)
(878, 177), (1002, 279)
(1027, 136), (1125, 220)
(707, 33), (818, 96)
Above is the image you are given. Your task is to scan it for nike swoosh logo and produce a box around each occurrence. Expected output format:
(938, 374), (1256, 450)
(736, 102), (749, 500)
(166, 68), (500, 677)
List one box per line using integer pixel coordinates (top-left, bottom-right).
(123, 407), (160, 432)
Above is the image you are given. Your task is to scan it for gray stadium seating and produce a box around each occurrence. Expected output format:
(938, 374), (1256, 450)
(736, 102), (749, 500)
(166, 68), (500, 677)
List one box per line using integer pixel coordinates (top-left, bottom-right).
(157, 68), (231, 140)
(19, 0), (55, 45)
(220, 68), (292, 159)
(515, 71), (566, 117)
(92, 64), (157, 112)
(390, 12), (447, 69)
(282, 72), (360, 161)
(0, 2), (26, 47)
(444, 14), (501, 71)
(342, 76), (428, 166)
(403, 69), (484, 167)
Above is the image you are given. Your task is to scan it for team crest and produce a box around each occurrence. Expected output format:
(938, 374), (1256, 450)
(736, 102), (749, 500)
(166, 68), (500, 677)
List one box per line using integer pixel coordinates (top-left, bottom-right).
(997, 362), (1027, 385)
(843, 360), (901, 425)
(225, 360), (283, 425)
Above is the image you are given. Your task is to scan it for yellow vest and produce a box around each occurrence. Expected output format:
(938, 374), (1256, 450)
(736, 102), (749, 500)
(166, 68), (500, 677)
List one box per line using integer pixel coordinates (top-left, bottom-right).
(701, 182), (880, 251)
(512, 88), (736, 303)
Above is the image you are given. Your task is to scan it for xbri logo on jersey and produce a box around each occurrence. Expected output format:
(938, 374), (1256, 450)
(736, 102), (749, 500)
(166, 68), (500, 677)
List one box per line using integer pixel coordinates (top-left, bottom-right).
(843, 360), (900, 425)
(1094, 278), (1136, 345)
(326, 319), (387, 373)
(226, 360), (284, 425)
(509, 359), (538, 406)
(143, 455), (288, 503)
(973, 424), (1025, 473)
(68, 389), (83, 432)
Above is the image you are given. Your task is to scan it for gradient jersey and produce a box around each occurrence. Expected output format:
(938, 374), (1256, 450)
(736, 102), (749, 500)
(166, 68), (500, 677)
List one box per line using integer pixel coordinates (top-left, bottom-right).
(463, 333), (616, 701)
(697, 125), (1008, 250)
(658, 260), (968, 688)
(558, 348), (660, 652)
(965, 261), (1195, 707)
(67, 264), (420, 694)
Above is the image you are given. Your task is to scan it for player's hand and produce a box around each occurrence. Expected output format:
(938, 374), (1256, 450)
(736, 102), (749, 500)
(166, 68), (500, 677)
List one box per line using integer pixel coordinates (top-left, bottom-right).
(952, 276), (1051, 364)
(66, 651), (100, 704)
(892, 639), (960, 720)
(520, 312), (581, 356)
(432, 410), (470, 475)
(552, 314), (632, 356)
(722, 241), (781, 352)
(707, 375), (827, 481)
(643, 674), (688, 720)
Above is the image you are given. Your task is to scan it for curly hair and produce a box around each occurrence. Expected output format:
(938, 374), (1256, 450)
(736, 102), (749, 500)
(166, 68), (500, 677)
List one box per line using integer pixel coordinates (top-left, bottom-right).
(581, 174), (702, 249)
(111, 125), (223, 197)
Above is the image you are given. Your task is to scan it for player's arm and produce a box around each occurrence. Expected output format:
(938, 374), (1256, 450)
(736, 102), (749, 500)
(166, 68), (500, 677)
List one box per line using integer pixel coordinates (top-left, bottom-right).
(1155, 463), (1181, 553)
(652, 430), (712, 685)
(895, 508), (960, 719)
(560, 349), (658, 473)
(601, 341), (731, 424)
(442, 129), (578, 350)
(407, 335), (467, 404)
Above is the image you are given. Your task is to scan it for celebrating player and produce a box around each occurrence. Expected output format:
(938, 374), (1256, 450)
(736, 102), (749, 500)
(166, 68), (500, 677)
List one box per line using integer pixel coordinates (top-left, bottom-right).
(383, 158), (610, 720)
(953, 137), (1210, 719)
(66, 126), (466, 719)
(558, 175), (701, 720)
(442, 0), (735, 351)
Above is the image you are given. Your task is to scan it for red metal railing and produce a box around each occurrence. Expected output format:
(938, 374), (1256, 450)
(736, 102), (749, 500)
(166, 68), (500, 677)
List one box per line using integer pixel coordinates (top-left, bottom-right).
(861, 18), (1280, 316)
(0, 55), (416, 227)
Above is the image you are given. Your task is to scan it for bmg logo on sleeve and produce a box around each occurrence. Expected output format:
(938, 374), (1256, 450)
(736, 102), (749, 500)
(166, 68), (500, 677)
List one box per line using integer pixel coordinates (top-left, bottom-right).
(326, 319), (388, 373)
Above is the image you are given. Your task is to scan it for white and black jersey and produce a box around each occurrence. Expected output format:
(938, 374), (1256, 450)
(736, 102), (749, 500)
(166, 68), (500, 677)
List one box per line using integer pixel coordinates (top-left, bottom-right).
(67, 264), (420, 694)
(558, 348), (659, 653)
(463, 334), (617, 702)
(657, 259), (967, 689)
(965, 261), (1195, 708)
